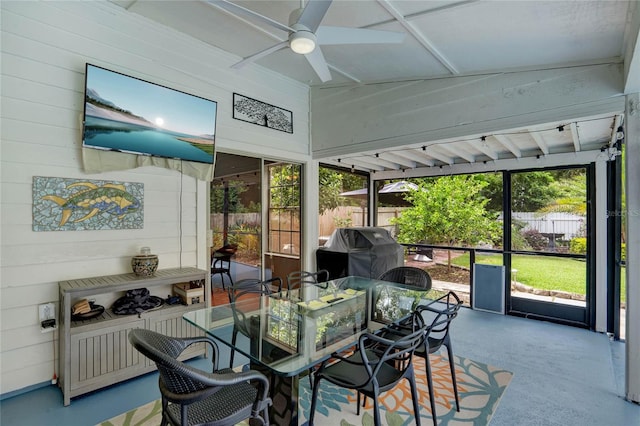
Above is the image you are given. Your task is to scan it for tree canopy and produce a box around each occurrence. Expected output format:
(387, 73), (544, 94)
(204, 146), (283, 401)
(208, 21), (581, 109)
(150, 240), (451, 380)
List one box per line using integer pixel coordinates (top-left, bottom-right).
(318, 166), (368, 214)
(210, 180), (248, 213)
(477, 171), (560, 212)
(391, 175), (501, 250)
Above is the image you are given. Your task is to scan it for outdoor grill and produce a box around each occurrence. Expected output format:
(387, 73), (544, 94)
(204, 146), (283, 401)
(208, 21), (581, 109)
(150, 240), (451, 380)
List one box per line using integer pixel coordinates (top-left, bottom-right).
(316, 227), (404, 279)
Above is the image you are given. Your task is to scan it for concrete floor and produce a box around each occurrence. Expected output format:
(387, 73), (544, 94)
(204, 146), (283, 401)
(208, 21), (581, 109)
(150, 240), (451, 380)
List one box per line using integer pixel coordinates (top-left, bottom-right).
(452, 309), (637, 426)
(1, 307), (638, 425)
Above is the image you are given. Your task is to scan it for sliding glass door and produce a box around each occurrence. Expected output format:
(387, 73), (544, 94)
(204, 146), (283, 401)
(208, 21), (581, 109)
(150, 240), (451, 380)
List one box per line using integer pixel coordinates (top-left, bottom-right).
(210, 154), (262, 286)
(210, 154), (305, 289)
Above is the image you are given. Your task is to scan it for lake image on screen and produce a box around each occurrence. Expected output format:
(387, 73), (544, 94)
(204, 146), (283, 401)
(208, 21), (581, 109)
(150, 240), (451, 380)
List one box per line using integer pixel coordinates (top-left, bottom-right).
(83, 65), (216, 164)
(84, 115), (214, 163)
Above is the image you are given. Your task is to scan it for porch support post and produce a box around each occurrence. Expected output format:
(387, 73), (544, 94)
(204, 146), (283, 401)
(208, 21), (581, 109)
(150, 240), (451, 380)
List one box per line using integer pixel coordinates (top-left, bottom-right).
(595, 160), (608, 332)
(304, 159), (320, 271)
(625, 92), (640, 403)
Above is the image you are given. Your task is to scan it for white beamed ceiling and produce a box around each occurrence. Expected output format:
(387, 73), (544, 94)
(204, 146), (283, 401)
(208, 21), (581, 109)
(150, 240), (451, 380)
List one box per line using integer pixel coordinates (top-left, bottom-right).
(322, 114), (623, 175)
(110, 1), (638, 173)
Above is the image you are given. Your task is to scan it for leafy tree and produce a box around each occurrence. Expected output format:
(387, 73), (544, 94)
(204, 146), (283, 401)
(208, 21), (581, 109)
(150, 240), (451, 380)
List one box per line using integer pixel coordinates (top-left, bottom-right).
(540, 170), (586, 215)
(478, 172), (559, 212)
(391, 175), (501, 268)
(210, 180), (247, 213)
(269, 164), (300, 208)
(511, 172), (559, 211)
(474, 173), (503, 213)
(319, 166), (368, 213)
(319, 167), (344, 214)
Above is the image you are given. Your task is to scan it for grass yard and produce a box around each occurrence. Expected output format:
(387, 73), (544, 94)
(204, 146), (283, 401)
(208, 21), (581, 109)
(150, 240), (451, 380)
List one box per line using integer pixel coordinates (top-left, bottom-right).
(449, 252), (626, 301)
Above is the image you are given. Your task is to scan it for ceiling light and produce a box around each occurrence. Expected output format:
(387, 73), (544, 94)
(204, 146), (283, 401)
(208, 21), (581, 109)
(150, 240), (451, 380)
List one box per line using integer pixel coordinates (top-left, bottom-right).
(290, 31), (316, 54)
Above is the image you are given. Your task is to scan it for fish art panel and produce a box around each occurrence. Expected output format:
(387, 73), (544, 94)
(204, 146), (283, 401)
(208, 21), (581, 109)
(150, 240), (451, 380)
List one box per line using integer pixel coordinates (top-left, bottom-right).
(33, 177), (144, 231)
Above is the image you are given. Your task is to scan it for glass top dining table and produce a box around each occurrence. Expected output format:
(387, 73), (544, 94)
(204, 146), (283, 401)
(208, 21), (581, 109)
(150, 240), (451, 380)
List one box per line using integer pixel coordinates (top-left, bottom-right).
(183, 275), (443, 425)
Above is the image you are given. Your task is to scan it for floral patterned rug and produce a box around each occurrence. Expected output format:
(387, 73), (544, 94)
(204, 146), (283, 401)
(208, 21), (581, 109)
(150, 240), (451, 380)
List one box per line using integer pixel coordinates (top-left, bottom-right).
(99, 354), (512, 426)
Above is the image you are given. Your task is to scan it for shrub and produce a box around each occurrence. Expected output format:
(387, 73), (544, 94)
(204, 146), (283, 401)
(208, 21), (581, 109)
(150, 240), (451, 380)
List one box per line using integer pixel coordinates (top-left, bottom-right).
(511, 230), (532, 250)
(334, 217), (353, 228)
(569, 237), (587, 254)
(522, 229), (548, 250)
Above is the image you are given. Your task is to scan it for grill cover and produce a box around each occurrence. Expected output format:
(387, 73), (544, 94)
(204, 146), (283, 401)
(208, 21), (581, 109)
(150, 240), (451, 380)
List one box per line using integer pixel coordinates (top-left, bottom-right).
(316, 227), (404, 279)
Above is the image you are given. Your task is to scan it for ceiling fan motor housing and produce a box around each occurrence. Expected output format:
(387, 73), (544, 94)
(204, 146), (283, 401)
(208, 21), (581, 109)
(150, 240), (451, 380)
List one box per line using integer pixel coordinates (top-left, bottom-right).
(289, 28), (317, 54)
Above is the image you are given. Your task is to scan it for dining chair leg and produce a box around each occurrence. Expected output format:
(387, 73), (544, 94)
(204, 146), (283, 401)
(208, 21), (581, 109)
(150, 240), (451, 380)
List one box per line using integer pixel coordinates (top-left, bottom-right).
(424, 353), (438, 426)
(445, 339), (460, 411)
(308, 375), (323, 426)
(160, 397), (169, 426)
(408, 372), (422, 426)
(229, 329), (238, 368)
(308, 367), (314, 390)
(372, 391), (382, 426)
(356, 391), (361, 415)
(261, 406), (270, 426)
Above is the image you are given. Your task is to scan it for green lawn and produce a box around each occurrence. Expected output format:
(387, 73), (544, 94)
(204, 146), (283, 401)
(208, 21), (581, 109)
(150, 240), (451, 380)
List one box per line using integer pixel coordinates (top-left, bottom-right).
(450, 252), (626, 301)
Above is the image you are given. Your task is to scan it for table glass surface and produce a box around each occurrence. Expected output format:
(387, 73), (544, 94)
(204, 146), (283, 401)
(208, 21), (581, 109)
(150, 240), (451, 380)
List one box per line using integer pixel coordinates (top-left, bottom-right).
(183, 276), (442, 377)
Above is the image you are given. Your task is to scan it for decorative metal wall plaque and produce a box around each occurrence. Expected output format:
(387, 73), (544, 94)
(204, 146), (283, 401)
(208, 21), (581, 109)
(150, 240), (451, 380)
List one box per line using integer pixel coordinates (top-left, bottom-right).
(32, 176), (144, 231)
(233, 93), (293, 134)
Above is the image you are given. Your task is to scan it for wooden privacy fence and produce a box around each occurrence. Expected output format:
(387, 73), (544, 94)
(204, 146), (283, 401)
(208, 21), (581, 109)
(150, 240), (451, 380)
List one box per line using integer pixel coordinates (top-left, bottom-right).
(318, 206), (408, 239)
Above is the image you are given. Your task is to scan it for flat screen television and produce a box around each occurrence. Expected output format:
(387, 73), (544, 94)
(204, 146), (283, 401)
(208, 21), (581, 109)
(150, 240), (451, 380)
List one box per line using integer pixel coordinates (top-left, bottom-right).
(82, 64), (217, 164)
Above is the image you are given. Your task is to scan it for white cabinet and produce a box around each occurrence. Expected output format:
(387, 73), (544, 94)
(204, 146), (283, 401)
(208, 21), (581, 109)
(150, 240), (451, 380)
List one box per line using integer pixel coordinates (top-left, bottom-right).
(58, 267), (209, 406)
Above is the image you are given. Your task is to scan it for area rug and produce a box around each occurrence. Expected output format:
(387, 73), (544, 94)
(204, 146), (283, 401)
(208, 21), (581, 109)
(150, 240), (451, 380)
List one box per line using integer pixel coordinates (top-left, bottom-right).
(99, 354), (512, 426)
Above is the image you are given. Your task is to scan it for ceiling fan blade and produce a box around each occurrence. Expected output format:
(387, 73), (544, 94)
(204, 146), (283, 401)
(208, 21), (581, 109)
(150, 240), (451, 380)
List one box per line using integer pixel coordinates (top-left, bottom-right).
(297, 0), (332, 32)
(208, 0), (293, 33)
(316, 26), (405, 45)
(304, 47), (332, 82)
(231, 41), (289, 69)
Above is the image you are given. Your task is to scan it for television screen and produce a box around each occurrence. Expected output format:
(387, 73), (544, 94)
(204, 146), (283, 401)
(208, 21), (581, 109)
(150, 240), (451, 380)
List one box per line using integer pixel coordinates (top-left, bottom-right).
(82, 64), (217, 164)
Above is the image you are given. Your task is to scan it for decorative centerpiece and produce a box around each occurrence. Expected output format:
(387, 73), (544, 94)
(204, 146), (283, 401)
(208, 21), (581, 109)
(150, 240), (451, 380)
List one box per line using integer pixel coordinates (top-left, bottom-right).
(131, 247), (158, 277)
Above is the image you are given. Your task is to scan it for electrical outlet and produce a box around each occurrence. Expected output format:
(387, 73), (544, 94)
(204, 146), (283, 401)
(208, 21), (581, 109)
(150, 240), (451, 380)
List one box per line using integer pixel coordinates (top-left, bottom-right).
(39, 302), (57, 333)
(39, 303), (55, 321)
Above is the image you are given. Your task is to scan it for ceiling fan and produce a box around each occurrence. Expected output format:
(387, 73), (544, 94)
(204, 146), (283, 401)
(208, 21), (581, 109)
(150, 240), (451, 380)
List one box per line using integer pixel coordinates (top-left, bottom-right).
(210, 0), (405, 82)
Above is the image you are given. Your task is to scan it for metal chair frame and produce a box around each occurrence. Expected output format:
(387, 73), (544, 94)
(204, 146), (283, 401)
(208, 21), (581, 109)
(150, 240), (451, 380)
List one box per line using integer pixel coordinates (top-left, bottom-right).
(382, 291), (463, 425)
(211, 246), (237, 290)
(308, 312), (426, 426)
(227, 277), (283, 368)
(379, 266), (433, 290)
(286, 269), (330, 293)
(128, 328), (271, 426)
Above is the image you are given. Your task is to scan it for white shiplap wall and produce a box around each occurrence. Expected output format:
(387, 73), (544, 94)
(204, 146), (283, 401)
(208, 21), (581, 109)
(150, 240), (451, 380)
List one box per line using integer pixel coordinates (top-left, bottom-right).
(0, 1), (310, 395)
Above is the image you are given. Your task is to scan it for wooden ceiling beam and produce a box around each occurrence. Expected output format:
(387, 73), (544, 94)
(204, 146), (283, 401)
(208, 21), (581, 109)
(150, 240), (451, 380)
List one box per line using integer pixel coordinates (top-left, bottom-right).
(493, 134), (522, 158)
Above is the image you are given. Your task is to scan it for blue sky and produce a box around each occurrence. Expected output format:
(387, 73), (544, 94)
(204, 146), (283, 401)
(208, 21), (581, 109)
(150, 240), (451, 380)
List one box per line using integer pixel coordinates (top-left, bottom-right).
(86, 65), (217, 136)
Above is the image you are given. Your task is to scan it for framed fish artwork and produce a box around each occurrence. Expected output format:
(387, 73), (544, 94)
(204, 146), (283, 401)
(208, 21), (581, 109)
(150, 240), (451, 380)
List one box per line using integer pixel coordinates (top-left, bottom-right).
(32, 177), (144, 231)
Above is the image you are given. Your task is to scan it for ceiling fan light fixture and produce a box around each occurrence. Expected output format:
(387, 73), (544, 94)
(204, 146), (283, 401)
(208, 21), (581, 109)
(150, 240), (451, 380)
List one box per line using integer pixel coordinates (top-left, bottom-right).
(290, 31), (316, 54)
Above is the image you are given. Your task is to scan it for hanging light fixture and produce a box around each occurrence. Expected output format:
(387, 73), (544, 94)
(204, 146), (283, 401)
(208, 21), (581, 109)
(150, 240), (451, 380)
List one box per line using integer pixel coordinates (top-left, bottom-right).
(289, 31), (316, 54)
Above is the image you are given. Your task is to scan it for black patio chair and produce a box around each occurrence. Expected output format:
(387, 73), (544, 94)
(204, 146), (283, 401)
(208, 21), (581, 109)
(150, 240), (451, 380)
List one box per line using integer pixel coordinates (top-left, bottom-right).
(211, 244), (237, 290)
(308, 312), (427, 426)
(380, 291), (463, 425)
(379, 266), (432, 290)
(286, 269), (330, 293)
(128, 328), (271, 426)
(227, 277), (283, 368)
